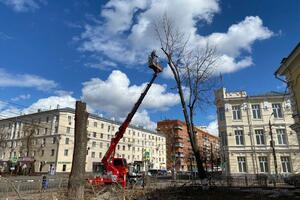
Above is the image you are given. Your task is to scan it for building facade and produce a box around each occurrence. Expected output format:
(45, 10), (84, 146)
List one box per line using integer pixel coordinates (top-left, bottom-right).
(215, 88), (300, 176)
(275, 42), (300, 145)
(157, 120), (220, 172)
(0, 108), (166, 173)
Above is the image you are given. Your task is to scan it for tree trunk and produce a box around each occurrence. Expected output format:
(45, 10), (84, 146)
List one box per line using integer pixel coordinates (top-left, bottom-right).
(174, 71), (207, 180)
(68, 101), (89, 200)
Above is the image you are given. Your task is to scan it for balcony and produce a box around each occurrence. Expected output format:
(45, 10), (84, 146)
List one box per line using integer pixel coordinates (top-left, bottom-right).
(174, 134), (183, 139)
(175, 152), (184, 158)
(173, 125), (183, 130)
(174, 142), (184, 148)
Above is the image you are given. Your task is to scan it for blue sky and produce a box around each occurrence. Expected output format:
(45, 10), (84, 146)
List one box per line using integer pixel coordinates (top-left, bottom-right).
(0, 0), (299, 135)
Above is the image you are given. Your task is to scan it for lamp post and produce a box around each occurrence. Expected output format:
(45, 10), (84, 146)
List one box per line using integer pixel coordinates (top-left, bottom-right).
(269, 112), (278, 177)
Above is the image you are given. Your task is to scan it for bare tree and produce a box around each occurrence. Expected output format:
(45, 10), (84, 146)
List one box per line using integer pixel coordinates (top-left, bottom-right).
(21, 123), (36, 157)
(155, 15), (219, 182)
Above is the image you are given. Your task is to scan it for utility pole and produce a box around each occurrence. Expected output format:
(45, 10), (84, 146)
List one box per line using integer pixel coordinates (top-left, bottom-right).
(68, 101), (89, 200)
(269, 113), (278, 177)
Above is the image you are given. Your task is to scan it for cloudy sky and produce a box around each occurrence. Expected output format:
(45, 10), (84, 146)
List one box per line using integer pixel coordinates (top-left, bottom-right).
(0, 0), (299, 135)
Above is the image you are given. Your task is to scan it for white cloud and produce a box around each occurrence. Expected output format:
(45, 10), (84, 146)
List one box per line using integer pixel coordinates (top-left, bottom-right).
(78, 0), (272, 74)
(81, 70), (180, 129)
(0, 68), (57, 91)
(23, 95), (76, 113)
(131, 110), (156, 130)
(54, 90), (74, 97)
(0, 95), (76, 118)
(0, 32), (13, 40)
(11, 94), (31, 101)
(206, 119), (218, 137)
(0, 0), (46, 12)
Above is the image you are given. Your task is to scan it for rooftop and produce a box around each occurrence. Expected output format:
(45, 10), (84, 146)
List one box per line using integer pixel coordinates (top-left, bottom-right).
(0, 107), (159, 135)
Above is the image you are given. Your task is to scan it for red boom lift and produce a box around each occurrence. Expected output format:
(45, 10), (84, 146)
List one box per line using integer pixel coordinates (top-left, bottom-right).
(88, 51), (162, 188)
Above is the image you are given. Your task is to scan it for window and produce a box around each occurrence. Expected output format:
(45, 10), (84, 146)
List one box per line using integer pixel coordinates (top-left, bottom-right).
(118, 145), (120, 150)
(42, 138), (46, 145)
(99, 152), (102, 158)
(258, 156), (268, 173)
(272, 103), (283, 118)
(255, 129), (265, 145)
(100, 142), (103, 148)
(62, 164), (66, 172)
(55, 126), (58, 133)
(64, 149), (68, 156)
(237, 157), (247, 172)
(51, 149), (55, 156)
(66, 127), (71, 133)
(235, 130), (244, 145)
(93, 132), (97, 138)
(41, 150), (44, 156)
(252, 104), (261, 119)
(91, 152), (95, 158)
(122, 145), (125, 151)
(218, 107), (225, 121)
(44, 128), (48, 134)
(101, 123), (104, 129)
(281, 156), (291, 173)
(232, 105), (241, 120)
(94, 122), (97, 127)
(100, 133), (103, 138)
(36, 129), (40, 135)
(108, 126), (110, 132)
(92, 141), (96, 147)
(277, 129), (287, 145)
(52, 137), (56, 144)
(46, 116), (49, 123)
(65, 138), (69, 144)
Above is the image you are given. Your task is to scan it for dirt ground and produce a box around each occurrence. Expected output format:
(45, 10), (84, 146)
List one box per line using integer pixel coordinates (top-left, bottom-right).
(2, 186), (300, 200)
(139, 186), (300, 200)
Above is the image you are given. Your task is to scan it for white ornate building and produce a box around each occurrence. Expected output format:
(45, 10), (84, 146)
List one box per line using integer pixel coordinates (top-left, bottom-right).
(215, 88), (300, 176)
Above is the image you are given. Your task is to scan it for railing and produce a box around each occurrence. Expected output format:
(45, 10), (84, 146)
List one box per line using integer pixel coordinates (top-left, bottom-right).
(174, 143), (184, 148)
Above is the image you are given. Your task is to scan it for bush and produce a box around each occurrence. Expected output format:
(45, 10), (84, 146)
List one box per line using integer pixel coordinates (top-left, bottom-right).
(284, 174), (300, 187)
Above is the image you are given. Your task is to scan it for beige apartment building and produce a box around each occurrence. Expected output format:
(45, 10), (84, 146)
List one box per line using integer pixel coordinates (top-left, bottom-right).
(0, 108), (166, 173)
(215, 88), (300, 176)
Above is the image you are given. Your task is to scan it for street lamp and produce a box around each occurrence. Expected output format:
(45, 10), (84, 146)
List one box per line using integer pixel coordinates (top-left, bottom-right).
(269, 112), (278, 177)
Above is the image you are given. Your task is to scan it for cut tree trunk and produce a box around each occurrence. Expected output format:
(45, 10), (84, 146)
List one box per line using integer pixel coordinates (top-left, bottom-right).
(68, 101), (89, 200)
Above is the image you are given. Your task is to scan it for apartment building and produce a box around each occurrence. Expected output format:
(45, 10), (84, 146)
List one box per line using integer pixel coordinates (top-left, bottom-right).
(275, 42), (300, 145)
(157, 120), (220, 172)
(215, 88), (300, 176)
(0, 108), (166, 173)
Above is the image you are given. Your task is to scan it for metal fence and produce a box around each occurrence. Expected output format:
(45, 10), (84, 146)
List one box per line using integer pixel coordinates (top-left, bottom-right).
(0, 176), (68, 195)
(0, 174), (298, 198)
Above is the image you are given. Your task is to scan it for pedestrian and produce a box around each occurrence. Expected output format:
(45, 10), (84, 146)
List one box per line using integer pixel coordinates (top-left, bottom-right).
(141, 172), (146, 189)
(41, 175), (48, 191)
